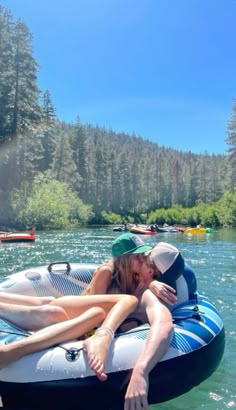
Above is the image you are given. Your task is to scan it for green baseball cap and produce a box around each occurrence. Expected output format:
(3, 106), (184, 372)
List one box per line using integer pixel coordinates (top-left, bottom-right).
(112, 232), (152, 257)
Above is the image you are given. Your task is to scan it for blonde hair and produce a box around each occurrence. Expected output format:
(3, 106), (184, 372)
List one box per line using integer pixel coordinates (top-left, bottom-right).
(107, 254), (140, 295)
(83, 254), (147, 296)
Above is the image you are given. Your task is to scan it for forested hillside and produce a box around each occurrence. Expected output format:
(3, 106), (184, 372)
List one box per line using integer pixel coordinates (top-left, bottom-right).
(0, 3), (236, 229)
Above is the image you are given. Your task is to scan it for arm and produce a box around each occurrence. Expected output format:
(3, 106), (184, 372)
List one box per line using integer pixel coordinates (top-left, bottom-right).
(124, 290), (173, 410)
(149, 280), (177, 305)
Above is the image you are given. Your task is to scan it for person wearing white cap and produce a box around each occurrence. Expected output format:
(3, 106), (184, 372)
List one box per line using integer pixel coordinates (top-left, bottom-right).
(148, 242), (197, 309)
(150, 242), (184, 284)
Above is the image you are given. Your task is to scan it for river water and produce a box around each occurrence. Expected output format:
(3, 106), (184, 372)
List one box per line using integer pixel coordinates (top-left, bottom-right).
(0, 227), (235, 410)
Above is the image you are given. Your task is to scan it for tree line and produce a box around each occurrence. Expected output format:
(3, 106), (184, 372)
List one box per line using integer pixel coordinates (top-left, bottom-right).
(0, 3), (236, 229)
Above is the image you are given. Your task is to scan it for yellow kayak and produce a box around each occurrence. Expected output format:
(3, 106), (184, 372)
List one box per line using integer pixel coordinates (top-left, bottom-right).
(184, 227), (206, 234)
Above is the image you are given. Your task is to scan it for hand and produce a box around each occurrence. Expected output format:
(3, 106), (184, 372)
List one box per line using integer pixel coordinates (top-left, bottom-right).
(124, 368), (149, 410)
(149, 280), (177, 305)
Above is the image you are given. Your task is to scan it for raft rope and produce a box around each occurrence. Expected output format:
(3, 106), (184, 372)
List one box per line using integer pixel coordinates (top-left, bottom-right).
(0, 329), (31, 337)
(0, 328), (83, 362)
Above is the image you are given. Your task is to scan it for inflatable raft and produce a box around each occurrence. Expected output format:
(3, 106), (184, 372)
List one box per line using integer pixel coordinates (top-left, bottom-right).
(129, 226), (157, 235)
(184, 227), (213, 235)
(0, 228), (36, 243)
(0, 262), (225, 409)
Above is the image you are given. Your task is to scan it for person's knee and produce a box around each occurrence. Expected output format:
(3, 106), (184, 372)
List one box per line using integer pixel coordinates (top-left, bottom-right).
(88, 306), (106, 322)
(122, 294), (139, 308)
(32, 296), (56, 306)
(38, 296), (56, 305)
(37, 304), (68, 323)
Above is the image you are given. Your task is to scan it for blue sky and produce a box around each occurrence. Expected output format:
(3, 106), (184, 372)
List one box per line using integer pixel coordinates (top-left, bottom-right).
(2, 0), (236, 154)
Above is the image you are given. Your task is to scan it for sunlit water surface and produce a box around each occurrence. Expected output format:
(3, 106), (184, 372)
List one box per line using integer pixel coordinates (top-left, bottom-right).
(0, 228), (235, 410)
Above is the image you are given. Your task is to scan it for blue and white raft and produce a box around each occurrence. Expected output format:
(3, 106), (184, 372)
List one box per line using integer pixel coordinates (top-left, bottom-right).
(0, 262), (225, 409)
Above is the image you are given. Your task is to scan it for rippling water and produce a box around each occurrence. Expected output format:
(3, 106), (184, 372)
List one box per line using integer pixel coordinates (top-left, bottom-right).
(0, 227), (235, 410)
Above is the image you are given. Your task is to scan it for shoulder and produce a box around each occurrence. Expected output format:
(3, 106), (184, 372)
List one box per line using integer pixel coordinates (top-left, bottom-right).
(140, 289), (173, 323)
(94, 263), (113, 278)
(140, 289), (162, 307)
(84, 262), (113, 294)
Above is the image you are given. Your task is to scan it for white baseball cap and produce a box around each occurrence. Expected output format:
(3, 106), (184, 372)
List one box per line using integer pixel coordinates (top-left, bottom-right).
(150, 242), (184, 286)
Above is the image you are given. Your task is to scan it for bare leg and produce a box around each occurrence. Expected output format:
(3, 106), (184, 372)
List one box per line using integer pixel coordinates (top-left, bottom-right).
(0, 292), (55, 306)
(0, 307), (106, 368)
(0, 294), (138, 381)
(0, 294), (137, 331)
(49, 294), (138, 319)
(0, 302), (68, 331)
(83, 295), (138, 381)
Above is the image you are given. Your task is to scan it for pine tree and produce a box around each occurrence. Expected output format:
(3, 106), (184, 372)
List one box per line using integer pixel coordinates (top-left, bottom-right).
(225, 99), (236, 191)
(72, 117), (90, 199)
(0, 6), (14, 141)
(10, 19), (41, 135)
(41, 90), (56, 127)
(50, 132), (81, 190)
(39, 90), (57, 171)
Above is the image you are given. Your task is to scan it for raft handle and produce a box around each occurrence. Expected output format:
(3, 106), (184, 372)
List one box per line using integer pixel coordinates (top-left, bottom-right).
(173, 305), (205, 323)
(47, 261), (71, 274)
(192, 305), (205, 321)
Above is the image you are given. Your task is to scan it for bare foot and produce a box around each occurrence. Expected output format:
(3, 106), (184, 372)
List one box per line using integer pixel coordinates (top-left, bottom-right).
(83, 331), (112, 381)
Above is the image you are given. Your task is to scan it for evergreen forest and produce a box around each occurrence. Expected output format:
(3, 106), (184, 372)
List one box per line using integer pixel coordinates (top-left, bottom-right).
(0, 3), (236, 230)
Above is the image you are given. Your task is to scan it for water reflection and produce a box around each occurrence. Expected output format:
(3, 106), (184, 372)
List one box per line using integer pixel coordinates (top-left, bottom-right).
(0, 227), (235, 409)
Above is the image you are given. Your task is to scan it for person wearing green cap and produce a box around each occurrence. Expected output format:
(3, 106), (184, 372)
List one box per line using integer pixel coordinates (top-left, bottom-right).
(111, 232), (152, 257)
(0, 233), (174, 410)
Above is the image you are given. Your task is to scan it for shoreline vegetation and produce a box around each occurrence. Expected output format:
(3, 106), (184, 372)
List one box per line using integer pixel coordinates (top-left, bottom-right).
(1, 190), (236, 232)
(0, 3), (235, 232)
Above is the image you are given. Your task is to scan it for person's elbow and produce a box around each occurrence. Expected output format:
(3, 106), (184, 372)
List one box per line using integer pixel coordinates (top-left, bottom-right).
(165, 319), (174, 341)
(163, 308), (174, 332)
(158, 309), (174, 344)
